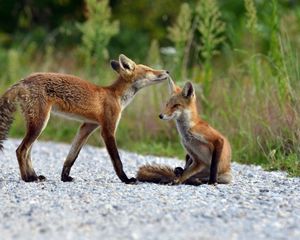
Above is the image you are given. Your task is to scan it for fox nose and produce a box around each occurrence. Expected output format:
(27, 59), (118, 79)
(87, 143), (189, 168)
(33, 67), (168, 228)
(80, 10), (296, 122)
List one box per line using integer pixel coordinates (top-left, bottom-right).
(159, 114), (163, 119)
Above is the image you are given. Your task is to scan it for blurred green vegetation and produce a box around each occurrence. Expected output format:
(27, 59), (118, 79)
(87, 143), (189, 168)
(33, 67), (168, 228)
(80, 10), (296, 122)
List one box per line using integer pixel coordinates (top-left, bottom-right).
(0, 0), (299, 176)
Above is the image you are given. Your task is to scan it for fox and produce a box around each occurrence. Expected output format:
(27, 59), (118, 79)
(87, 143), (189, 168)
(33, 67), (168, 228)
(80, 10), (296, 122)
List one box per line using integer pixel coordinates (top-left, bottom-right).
(0, 54), (169, 183)
(137, 78), (232, 185)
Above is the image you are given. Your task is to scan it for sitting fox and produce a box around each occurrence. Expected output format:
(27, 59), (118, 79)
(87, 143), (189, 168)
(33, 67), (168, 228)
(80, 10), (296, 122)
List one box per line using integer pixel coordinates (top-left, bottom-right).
(0, 54), (169, 183)
(137, 79), (232, 185)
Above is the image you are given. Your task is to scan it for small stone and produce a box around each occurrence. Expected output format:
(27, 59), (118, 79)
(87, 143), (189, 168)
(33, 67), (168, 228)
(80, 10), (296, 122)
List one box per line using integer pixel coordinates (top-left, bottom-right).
(0, 139), (299, 240)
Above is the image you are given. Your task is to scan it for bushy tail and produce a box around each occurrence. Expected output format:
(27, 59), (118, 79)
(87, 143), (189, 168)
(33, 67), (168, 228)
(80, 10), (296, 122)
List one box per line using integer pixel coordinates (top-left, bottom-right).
(0, 85), (19, 150)
(136, 164), (177, 184)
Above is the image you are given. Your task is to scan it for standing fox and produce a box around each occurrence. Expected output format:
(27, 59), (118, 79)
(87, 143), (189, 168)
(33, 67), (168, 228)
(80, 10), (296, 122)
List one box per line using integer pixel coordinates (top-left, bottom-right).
(0, 54), (169, 183)
(137, 79), (232, 185)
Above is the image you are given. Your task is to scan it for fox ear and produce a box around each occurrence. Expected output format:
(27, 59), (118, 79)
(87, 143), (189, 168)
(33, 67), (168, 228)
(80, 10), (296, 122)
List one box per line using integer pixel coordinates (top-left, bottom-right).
(168, 77), (176, 94)
(168, 77), (181, 94)
(119, 54), (136, 72)
(110, 60), (121, 73)
(182, 82), (194, 98)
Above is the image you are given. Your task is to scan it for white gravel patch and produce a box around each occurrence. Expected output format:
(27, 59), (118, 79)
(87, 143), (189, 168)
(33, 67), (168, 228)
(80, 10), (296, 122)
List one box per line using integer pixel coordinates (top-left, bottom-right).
(0, 139), (299, 240)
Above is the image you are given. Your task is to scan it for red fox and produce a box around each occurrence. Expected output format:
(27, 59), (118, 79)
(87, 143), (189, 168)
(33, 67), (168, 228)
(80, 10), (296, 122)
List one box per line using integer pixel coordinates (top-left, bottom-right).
(0, 54), (169, 183)
(137, 79), (232, 185)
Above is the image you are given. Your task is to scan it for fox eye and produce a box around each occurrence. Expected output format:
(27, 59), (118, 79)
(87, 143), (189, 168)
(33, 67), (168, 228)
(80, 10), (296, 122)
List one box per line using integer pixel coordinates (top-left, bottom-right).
(172, 104), (180, 109)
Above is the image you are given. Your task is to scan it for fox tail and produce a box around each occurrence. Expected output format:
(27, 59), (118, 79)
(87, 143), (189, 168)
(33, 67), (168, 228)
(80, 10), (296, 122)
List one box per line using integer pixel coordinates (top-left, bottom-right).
(0, 84), (20, 151)
(136, 164), (177, 184)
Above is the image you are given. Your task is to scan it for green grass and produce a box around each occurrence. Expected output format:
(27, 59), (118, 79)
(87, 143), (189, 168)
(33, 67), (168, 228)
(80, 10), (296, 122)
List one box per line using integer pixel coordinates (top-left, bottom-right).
(2, 47), (300, 177)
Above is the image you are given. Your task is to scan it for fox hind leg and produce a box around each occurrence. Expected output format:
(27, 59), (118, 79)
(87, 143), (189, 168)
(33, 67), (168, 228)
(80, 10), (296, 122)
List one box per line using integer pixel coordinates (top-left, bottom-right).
(16, 106), (50, 182)
(17, 128), (45, 182)
(217, 172), (232, 184)
(175, 160), (206, 185)
(209, 138), (224, 184)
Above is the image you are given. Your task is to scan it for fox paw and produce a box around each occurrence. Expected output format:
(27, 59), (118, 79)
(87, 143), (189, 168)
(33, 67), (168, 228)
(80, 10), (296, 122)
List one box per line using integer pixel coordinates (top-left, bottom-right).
(124, 177), (137, 184)
(169, 178), (181, 185)
(208, 181), (218, 186)
(174, 167), (184, 177)
(24, 175), (46, 182)
(61, 175), (74, 182)
(37, 175), (46, 181)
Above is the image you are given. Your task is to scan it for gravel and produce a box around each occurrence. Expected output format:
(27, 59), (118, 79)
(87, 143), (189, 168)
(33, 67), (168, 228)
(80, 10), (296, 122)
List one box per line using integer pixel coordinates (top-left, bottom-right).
(0, 139), (299, 240)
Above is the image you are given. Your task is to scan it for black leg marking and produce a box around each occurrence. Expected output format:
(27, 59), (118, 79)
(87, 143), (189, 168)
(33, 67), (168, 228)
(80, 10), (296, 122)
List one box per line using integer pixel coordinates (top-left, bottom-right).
(61, 166), (74, 182)
(102, 130), (136, 184)
(208, 138), (224, 185)
(174, 167), (184, 177)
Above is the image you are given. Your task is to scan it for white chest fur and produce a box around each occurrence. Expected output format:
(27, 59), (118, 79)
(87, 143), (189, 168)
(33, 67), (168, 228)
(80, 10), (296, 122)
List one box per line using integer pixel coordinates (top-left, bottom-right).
(120, 87), (137, 110)
(175, 109), (208, 145)
(175, 109), (195, 142)
(175, 111), (211, 164)
(176, 120), (192, 142)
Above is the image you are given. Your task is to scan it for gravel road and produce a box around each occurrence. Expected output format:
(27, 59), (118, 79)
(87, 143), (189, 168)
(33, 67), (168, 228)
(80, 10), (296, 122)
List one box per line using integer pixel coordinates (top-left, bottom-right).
(0, 139), (299, 240)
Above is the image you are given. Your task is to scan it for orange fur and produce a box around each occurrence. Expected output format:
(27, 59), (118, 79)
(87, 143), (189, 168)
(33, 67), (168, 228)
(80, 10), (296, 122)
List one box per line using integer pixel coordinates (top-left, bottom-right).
(139, 79), (232, 185)
(0, 54), (169, 183)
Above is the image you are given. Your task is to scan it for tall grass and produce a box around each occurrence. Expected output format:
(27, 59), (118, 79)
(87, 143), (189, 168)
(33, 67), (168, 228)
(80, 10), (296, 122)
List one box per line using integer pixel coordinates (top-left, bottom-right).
(168, 2), (192, 80)
(205, 0), (300, 176)
(77, 0), (119, 75)
(195, 0), (226, 96)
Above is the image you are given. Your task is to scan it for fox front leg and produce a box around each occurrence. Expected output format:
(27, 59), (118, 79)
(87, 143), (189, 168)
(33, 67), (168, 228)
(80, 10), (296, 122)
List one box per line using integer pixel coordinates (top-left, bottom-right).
(208, 138), (224, 185)
(173, 154), (191, 177)
(61, 122), (98, 182)
(172, 154), (194, 184)
(174, 167), (184, 177)
(101, 128), (136, 184)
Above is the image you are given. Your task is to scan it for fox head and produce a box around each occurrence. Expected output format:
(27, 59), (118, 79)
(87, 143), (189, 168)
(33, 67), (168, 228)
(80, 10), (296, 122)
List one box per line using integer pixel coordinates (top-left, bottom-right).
(110, 54), (169, 89)
(159, 79), (196, 121)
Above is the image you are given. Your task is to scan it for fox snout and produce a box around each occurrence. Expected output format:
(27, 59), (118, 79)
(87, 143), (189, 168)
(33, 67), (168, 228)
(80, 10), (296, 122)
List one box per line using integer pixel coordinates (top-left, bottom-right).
(159, 113), (168, 120)
(159, 109), (181, 121)
(158, 113), (173, 120)
(157, 70), (170, 80)
(160, 70), (169, 75)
